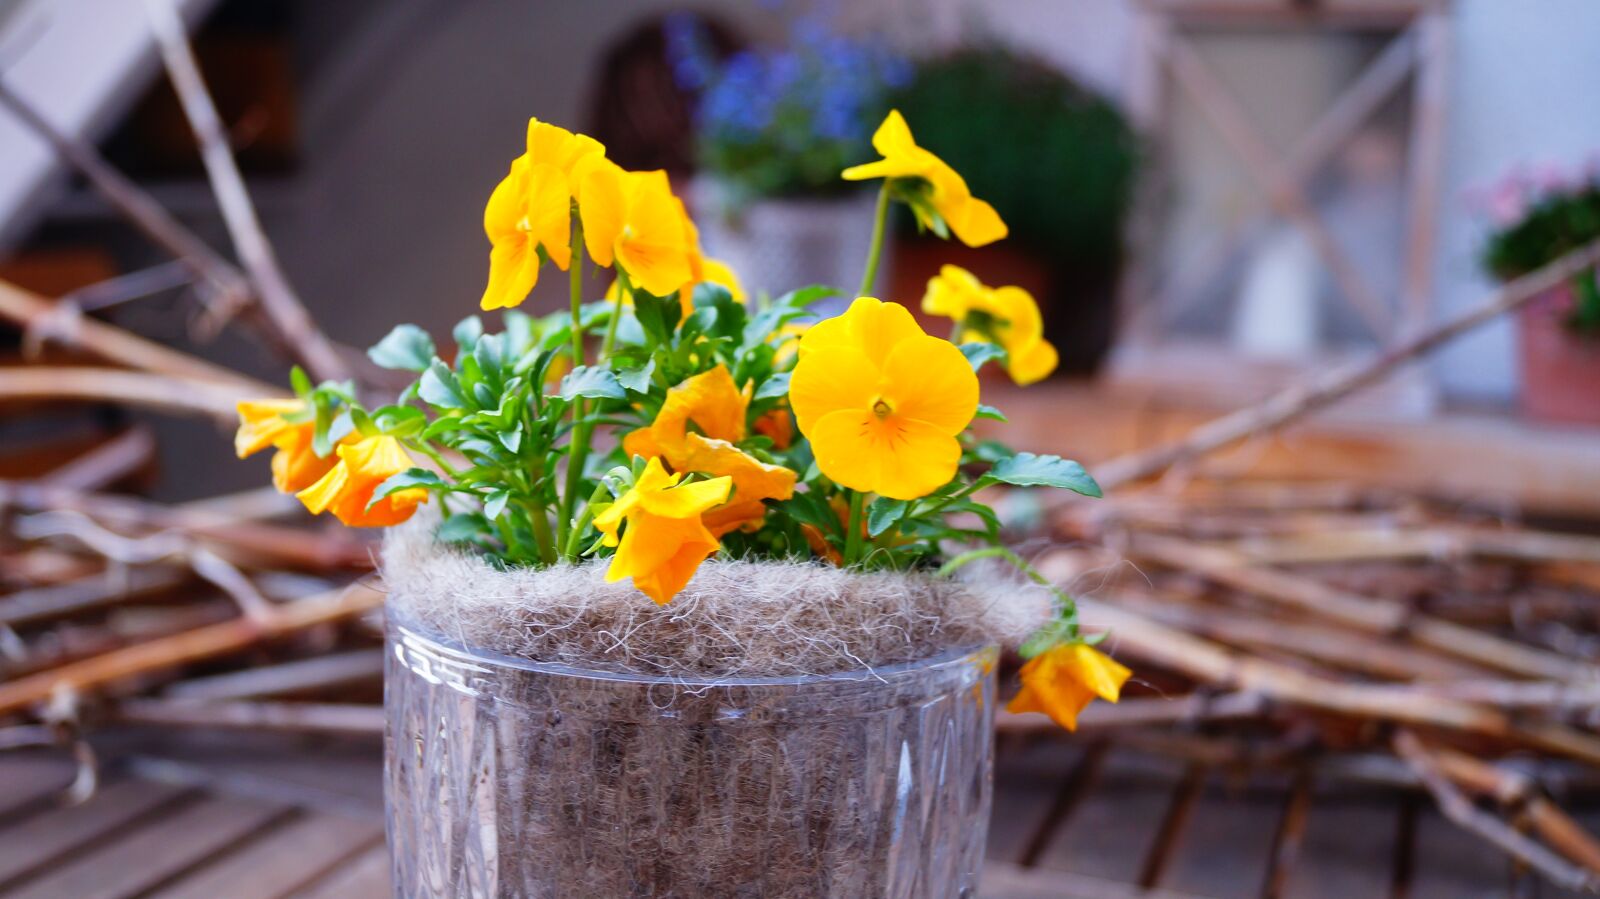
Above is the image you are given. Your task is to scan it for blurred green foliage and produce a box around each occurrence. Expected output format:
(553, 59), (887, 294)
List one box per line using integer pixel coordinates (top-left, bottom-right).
(891, 47), (1139, 262)
(1482, 182), (1600, 335)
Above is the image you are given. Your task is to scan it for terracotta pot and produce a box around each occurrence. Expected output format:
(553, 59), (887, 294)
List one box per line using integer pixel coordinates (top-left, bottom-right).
(1517, 282), (1600, 426)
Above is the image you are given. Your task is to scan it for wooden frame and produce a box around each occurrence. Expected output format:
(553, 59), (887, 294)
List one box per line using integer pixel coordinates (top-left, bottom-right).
(1119, 0), (1454, 400)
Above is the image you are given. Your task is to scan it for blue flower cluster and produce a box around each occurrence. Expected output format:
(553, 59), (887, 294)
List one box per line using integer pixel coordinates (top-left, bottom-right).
(664, 10), (909, 198)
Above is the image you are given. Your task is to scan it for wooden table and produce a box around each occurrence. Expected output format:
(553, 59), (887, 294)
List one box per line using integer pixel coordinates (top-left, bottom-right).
(0, 728), (1592, 898)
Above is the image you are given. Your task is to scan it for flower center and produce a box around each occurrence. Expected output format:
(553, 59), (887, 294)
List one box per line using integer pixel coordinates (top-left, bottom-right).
(871, 397), (894, 420)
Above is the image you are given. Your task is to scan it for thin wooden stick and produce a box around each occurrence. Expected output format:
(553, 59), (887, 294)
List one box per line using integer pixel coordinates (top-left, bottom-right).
(114, 698), (384, 735)
(0, 482), (374, 570)
(142, 0), (350, 384)
(0, 280), (280, 394)
(164, 649), (384, 701)
(0, 82), (250, 315)
(1093, 238), (1600, 491)
(997, 691), (1269, 734)
(37, 427), (156, 492)
(1078, 596), (1600, 766)
(1425, 744), (1600, 875)
(0, 366), (260, 420)
(0, 583), (383, 716)
(1127, 535), (1594, 681)
(1394, 730), (1600, 892)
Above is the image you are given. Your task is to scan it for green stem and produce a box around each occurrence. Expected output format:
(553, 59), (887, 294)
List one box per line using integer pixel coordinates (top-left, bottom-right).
(524, 499), (558, 566)
(857, 182), (891, 297)
(406, 440), (462, 479)
(558, 222), (590, 553)
(601, 268), (629, 360)
(562, 481), (612, 558)
(937, 545), (1079, 637)
(843, 489), (867, 566)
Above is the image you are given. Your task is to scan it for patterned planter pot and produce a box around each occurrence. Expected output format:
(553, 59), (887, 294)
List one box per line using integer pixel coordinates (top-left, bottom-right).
(384, 613), (997, 898)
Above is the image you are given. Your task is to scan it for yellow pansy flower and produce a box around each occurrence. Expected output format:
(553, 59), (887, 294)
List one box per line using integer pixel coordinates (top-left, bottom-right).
(789, 297), (979, 500)
(842, 110), (1008, 248)
(479, 119), (607, 311)
(606, 255), (745, 318)
(922, 265), (1059, 386)
(1007, 642), (1130, 731)
(622, 366), (796, 536)
(594, 457), (732, 605)
(296, 435), (428, 528)
(235, 399), (340, 494)
(579, 164), (701, 298)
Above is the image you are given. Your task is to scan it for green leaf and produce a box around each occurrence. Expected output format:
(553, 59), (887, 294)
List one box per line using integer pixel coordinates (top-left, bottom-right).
(557, 366), (626, 400)
(372, 404), (426, 437)
(483, 489), (511, 520)
(453, 315), (484, 352)
(754, 372), (791, 400)
(369, 468), (444, 509)
(615, 357), (656, 394)
(866, 498), (909, 538)
(632, 291), (681, 345)
(974, 403), (1007, 422)
(984, 452), (1102, 497)
(367, 324), (436, 372)
(960, 342), (1007, 372)
(418, 361), (466, 409)
(496, 425), (523, 453)
(289, 365), (312, 397)
(437, 513), (489, 544)
(1017, 617), (1074, 660)
(774, 285), (837, 309)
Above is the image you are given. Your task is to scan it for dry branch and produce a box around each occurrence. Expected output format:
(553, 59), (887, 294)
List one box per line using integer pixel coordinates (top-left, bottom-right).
(143, 0), (350, 384)
(0, 582), (383, 717)
(1126, 535), (1593, 681)
(114, 698), (384, 735)
(1395, 730), (1600, 892)
(1077, 596), (1600, 766)
(0, 367), (260, 420)
(0, 279), (281, 394)
(1092, 238), (1600, 491)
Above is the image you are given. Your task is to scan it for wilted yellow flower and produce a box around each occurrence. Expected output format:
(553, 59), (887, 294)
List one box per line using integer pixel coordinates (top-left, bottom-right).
(623, 366), (796, 535)
(842, 110), (1007, 248)
(594, 457), (732, 604)
(296, 435), (428, 528)
(1007, 643), (1130, 730)
(922, 265), (1058, 386)
(235, 399), (339, 494)
(789, 297), (978, 500)
(579, 164), (700, 298)
(479, 119), (608, 311)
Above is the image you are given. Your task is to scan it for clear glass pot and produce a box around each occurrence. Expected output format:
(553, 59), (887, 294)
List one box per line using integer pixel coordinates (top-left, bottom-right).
(384, 614), (997, 898)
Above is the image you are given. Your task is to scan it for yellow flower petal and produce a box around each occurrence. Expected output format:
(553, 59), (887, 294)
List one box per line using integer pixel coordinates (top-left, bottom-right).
(921, 264), (991, 321)
(787, 345), (880, 434)
(881, 335), (979, 435)
(595, 457), (730, 604)
(809, 409), (961, 500)
(799, 296), (925, 367)
(839, 109), (1008, 248)
(1007, 339), (1059, 386)
(579, 160), (625, 268)
(235, 399), (304, 458)
(1006, 643), (1131, 731)
(480, 238), (540, 311)
(294, 435), (425, 528)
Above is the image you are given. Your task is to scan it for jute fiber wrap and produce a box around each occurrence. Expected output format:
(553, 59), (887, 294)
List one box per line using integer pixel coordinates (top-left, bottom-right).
(381, 511), (1050, 679)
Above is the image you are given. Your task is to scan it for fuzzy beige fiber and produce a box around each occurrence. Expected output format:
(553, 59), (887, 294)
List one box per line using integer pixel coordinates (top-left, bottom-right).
(381, 513), (1051, 679)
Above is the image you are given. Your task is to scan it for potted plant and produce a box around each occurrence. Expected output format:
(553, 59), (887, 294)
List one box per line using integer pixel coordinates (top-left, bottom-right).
(889, 46), (1140, 376)
(234, 112), (1127, 895)
(1480, 162), (1600, 425)
(666, 12), (910, 302)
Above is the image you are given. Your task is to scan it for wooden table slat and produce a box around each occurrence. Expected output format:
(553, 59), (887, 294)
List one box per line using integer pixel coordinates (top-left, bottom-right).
(2, 794), (288, 899)
(0, 778), (193, 888)
(289, 843), (391, 899)
(150, 811), (384, 899)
